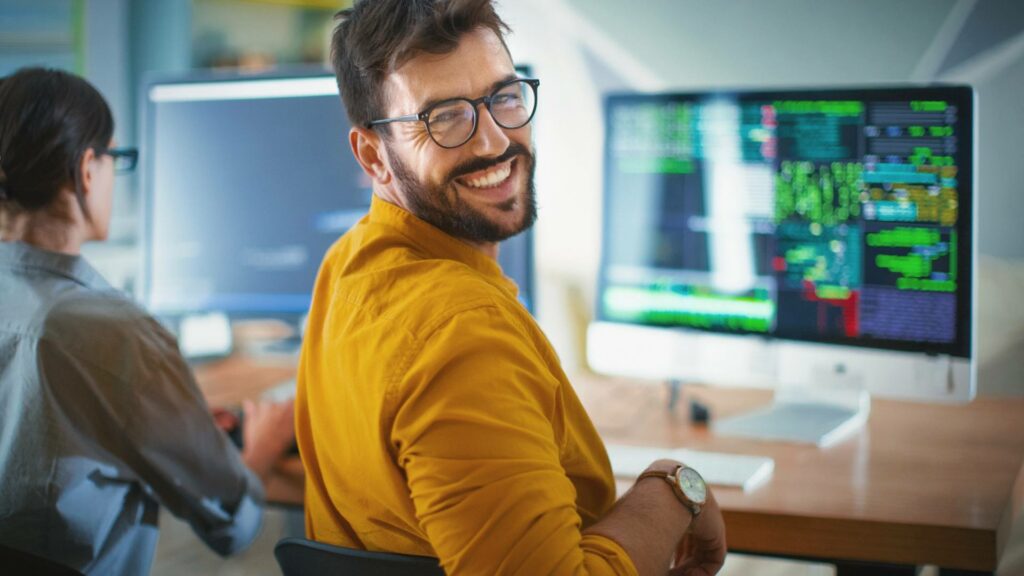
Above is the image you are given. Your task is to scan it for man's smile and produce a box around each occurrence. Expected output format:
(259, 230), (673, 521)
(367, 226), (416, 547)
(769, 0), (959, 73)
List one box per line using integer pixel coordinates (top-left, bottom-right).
(458, 159), (513, 189)
(455, 158), (515, 189)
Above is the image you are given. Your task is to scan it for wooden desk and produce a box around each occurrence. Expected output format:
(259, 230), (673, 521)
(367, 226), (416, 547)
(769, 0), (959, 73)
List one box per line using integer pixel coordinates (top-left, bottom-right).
(573, 373), (1024, 575)
(195, 357), (1024, 574)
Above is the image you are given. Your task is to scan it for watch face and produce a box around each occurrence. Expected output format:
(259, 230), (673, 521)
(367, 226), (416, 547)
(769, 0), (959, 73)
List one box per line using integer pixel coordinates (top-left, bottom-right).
(677, 467), (707, 504)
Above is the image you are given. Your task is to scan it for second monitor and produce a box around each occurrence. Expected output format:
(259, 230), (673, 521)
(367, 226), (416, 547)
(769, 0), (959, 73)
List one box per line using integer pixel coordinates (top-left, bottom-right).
(589, 86), (975, 415)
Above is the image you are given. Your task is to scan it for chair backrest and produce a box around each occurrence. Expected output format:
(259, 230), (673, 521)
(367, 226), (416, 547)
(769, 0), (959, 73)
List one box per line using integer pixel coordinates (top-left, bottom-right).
(0, 542), (85, 576)
(274, 537), (445, 576)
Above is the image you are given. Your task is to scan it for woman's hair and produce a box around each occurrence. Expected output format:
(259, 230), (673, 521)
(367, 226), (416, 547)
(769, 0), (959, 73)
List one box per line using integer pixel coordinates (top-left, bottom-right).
(0, 67), (114, 214)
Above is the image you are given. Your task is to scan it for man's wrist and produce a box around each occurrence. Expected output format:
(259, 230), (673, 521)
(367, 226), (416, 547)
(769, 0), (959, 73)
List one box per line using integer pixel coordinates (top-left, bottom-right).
(636, 460), (705, 520)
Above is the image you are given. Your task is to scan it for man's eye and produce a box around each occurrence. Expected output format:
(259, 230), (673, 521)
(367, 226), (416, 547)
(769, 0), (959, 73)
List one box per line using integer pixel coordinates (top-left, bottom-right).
(433, 110), (462, 123)
(431, 104), (471, 125)
(492, 93), (522, 107)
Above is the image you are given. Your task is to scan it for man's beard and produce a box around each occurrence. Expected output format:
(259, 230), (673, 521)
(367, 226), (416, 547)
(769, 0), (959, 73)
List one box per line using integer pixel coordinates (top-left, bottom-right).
(387, 140), (537, 243)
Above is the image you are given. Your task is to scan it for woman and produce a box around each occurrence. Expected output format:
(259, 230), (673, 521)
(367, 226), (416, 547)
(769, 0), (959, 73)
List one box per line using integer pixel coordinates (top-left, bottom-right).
(0, 68), (294, 575)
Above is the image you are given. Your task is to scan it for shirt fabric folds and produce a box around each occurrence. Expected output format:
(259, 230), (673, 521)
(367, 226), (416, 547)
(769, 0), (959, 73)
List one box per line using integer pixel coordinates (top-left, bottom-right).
(296, 197), (638, 575)
(0, 241), (264, 575)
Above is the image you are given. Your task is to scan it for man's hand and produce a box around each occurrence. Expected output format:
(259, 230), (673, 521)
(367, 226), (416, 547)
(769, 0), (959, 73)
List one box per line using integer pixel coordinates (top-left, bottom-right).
(583, 458), (728, 576)
(240, 398), (296, 480)
(669, 488), (726, 576)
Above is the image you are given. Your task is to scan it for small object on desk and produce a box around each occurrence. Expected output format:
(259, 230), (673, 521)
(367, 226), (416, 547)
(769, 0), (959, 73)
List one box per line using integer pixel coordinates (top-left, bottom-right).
(689, 399), (710, 425)
(604, 443), (774, 493)
(665, 380), (710, 424)
(667, 379), (682, 412)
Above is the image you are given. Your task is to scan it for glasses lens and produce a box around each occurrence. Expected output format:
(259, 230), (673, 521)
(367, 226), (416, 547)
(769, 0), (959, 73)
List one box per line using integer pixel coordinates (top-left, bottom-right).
(489, 80), (536, 130)
(427, 100), (476, 148)
(113, 151), (137, 173)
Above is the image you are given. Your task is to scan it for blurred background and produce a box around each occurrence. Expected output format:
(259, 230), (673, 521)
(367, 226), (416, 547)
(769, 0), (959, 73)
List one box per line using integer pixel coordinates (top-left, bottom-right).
(1, 1), (1022, 573)
(1, 0), (1020, 396)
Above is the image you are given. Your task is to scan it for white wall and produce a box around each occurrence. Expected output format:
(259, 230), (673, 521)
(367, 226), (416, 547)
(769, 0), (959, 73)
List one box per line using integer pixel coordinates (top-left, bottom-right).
(943, 29), (1024, 261)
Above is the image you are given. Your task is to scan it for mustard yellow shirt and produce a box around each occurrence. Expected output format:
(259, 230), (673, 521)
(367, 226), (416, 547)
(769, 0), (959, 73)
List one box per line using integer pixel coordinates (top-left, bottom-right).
(296, 197), (637, 575)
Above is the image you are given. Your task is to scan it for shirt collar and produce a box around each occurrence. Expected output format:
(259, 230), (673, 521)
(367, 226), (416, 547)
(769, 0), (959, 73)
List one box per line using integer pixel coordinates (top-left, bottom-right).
(0, 241), (113, 290)
(368, 195), (520, 299)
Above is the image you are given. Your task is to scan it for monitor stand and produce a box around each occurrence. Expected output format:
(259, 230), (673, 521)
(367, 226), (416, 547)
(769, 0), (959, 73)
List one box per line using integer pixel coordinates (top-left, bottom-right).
(712, 383), (871, 448)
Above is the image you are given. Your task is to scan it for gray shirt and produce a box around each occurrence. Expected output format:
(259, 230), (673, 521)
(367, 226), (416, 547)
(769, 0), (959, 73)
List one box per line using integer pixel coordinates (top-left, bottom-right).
(0, 241), (264, 575)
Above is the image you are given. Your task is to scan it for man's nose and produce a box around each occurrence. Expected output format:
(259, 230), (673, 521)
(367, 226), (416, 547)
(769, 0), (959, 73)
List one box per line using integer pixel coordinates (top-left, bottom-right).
(468, 104), (511, 158)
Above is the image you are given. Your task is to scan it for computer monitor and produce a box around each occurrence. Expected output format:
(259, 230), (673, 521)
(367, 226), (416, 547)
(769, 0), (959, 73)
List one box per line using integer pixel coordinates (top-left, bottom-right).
(141, 70), (535, 324)
(589, 86), (974, 405)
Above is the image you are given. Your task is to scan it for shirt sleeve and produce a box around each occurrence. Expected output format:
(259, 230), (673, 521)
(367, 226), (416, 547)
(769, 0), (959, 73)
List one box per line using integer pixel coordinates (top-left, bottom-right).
(390, 304), (638, 576)
(38, 296), (264, 556)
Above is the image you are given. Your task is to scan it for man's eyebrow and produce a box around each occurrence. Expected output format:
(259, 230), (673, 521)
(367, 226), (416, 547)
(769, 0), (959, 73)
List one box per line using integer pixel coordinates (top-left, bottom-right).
(416, 73), (519, 112)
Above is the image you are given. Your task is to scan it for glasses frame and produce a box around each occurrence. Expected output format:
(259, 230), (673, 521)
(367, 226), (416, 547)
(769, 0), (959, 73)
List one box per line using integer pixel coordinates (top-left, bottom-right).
(99, 147), (139, 174)
(366, 78), (540, 149)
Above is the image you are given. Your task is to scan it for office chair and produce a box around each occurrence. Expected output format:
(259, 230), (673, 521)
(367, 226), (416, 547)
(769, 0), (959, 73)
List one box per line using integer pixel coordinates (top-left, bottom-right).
(274, 537), (445, 576)
(0, 542), (85, 576)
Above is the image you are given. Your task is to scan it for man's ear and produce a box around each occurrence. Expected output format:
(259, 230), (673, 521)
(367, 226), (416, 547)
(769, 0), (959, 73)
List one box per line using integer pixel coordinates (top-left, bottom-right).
(350, 127), (392, 186)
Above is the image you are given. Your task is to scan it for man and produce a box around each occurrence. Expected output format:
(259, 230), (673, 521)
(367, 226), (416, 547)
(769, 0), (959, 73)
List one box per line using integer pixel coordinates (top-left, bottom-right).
(295, 1), (727, 574)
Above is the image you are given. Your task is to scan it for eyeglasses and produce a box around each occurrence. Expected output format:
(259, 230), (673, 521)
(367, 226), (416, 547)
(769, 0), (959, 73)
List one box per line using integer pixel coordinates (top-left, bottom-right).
(99, 147), (139, 173)
(367, 78), (539, 149)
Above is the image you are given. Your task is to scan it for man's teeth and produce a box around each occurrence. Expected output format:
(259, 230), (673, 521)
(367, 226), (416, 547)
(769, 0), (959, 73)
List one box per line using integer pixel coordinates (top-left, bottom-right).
(463, 164), (511, 188)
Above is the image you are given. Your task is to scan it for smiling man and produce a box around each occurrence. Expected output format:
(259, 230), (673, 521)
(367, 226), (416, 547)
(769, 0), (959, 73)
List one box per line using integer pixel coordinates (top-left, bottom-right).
(294, 1), (726, 574)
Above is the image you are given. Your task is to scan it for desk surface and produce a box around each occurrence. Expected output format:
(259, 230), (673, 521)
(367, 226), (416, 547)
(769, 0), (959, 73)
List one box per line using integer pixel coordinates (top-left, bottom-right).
(573, 373), (1024, 572)
(196, 357), (1024, 572)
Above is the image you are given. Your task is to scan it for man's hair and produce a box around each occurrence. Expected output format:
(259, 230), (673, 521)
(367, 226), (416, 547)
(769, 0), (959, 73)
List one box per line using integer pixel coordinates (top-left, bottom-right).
(331, 0), (510, 130)
(0, 67), (113, 214)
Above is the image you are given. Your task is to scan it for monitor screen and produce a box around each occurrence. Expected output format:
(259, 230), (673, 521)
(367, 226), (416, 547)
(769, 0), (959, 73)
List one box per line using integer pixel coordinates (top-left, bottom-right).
(142, 71), (535, 317)
(597, 86), (973, 359)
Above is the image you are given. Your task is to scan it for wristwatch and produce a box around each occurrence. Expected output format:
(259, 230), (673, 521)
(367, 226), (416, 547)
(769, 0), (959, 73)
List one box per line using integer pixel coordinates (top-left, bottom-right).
(637, 463), (707, 518)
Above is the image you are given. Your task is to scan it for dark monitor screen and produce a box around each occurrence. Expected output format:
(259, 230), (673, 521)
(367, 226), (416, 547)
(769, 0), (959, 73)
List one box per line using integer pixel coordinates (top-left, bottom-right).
(597, 86), (973, 358)
(142, 71), (534, 317)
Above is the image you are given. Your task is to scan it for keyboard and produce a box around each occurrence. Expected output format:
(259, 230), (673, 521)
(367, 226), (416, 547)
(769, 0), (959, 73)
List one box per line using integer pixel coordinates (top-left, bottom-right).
(604, 444), (774, 492)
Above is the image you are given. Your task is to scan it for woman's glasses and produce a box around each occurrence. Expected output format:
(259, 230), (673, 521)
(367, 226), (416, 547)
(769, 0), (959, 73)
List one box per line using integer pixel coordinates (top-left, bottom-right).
(99, 147), (139, 174)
